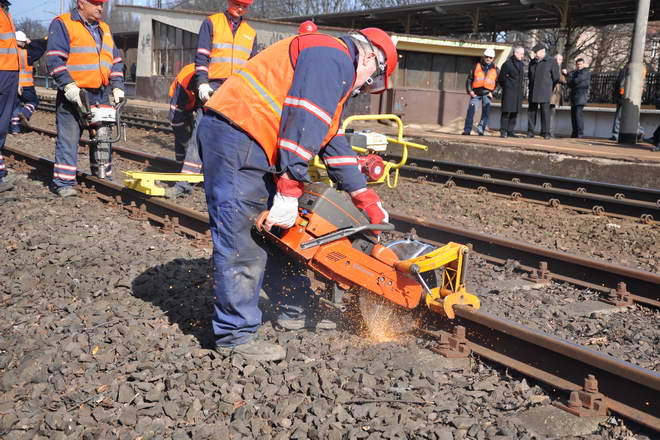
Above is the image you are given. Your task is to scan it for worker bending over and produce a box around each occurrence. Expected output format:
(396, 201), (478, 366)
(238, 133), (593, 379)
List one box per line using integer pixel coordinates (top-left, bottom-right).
(46, 0), (124, 198)
(10, 31), (47, 134)
(198, 28), (397, 362)
(166, 63), (202, 197)
(0, 0), (18, 193)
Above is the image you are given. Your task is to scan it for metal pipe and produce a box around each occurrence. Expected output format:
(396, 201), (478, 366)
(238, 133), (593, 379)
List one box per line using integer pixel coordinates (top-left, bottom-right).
(619, 0), (651, 144)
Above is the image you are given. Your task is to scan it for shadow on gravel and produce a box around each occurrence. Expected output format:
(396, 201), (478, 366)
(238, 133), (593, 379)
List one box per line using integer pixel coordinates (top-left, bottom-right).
(132, 257), (217, 349)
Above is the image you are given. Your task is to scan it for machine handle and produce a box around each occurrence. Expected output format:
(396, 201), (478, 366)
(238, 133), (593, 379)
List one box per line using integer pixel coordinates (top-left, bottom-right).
(300, 222), (395, 250)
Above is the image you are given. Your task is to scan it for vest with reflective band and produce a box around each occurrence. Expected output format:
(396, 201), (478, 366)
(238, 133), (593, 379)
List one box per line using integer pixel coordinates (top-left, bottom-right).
(206, 34), (354, 166)
(18, 47), (33, 87)
(472, 63), (497, 91)
(0, 9), (18, 71)
(208, 13), (256, 80)
(168, 63), (196, 111)
(59, 13), (114, 88)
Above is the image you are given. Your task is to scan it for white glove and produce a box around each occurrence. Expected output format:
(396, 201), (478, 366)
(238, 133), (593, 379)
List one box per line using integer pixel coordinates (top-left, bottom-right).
(63, 83), (83, 108)
(198, 83), (214, 102)
(112, 88), (125, 104)
(265, 193), (298, 230)
(17, 84), (22, 96)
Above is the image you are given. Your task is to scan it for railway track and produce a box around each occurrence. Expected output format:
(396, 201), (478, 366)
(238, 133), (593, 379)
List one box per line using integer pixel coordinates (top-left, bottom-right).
(32, 103), (660, 223)
(4, 142), (659, 433)
(15, 126), (660, 308)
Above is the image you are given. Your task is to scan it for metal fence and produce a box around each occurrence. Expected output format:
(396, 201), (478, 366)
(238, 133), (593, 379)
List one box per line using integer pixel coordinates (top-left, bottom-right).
(518, 71), (659, 106)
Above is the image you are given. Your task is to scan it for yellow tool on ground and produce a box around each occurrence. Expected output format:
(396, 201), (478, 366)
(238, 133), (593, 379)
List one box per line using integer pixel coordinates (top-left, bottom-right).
(309, 114), (429, 188)
(123, 171), (202, 196)
(123, 114), (427, 195)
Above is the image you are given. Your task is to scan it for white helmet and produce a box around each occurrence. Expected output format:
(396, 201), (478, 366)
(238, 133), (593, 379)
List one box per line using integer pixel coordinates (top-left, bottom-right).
(483, 48), (496, 58)
(15, 31), (27, 43)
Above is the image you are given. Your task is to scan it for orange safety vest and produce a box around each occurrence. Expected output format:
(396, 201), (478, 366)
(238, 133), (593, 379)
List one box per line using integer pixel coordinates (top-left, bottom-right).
(58, 12), (115, 89)
(18, 47), (33, 87)
(168, 63), (196, 111)
(208, 13), (256, 80)
(205, 34), (354, 166)
(472, 62), (497, 91)
(0, 9), (19, 71)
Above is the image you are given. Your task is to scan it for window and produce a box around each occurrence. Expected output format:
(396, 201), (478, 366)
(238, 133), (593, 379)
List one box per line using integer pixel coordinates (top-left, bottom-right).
(396, 50), (477, 91)
(152, 21), (198, 76)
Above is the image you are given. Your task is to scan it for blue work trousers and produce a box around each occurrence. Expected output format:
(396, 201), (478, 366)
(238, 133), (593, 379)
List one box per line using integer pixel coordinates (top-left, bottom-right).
(197, 111), (316, 347)
(463, 95), (491, 134)
(0, 71), (18, 179)
(10, 86), (39, 134)
(53, 87), (111, 188)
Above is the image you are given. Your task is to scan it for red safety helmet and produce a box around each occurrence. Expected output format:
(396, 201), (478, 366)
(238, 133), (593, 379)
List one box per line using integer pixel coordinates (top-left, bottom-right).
(230, 0), (253, 5)
(298, 20), (318, 35)
(359, 27), (398, 94)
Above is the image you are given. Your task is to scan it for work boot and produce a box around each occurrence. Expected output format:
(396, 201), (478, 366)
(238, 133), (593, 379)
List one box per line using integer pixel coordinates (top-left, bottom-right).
(215, 338), (286, 362)
(56, 186), (78, 198)
(276, 317), (337, 331)
(609, 135), (617, 141)
(164, 182), (192, 199)
(543, 134), (552, 140)
(643, 137), (655, 145)
(526, 132), (534, 138)
(0, 174), (16, 193)
(18, 113), (29, 129)
(652, 144), (660, 152)
(461, 131), (470, 136)
(476, 127), (484, 136)
(500, 131), (508, 138)
(508, 132), (519, 138)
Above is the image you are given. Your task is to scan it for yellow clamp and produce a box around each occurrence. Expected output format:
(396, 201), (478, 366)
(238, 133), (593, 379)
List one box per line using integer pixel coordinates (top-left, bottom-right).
(123, 171), (203, 196)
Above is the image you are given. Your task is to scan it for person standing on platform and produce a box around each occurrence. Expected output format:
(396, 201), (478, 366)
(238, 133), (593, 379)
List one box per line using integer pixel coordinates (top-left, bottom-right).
(611, 63), (645, 141)
(498, 46), (524, 138)
(0, 0), (18, 193)
(462, 48), (499, 136)
(527, 44), (559, 139)
(566, 58), (591, 138)
(165, 63), (202, 198)
(10, 31), (47, 134)
(549, 53), (566, 133)
(46, 0), (125, 198)
(194, 0), (258, 103)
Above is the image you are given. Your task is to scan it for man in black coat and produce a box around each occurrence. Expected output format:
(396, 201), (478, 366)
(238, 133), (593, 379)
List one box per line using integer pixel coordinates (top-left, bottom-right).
(527, 44), (560, 139)
(566, 58), (591, 138)
(498, 46), (525, 138)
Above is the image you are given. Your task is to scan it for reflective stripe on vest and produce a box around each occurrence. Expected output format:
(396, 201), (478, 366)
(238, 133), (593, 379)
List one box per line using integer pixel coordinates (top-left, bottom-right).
(472, 63), (497, 91)
(208, 13), (255, 80)
(205, 34), (353, 166)
(168, 63), (197, 111)
(18, 47), (33, 87)
(0, 10), (19, 71)
(58, 12), (115, 88)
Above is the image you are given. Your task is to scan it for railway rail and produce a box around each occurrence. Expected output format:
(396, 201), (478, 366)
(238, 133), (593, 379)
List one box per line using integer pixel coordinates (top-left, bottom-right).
(32, 102), (660, 223)
(12, 128), (660, 308)
(4, 142), (659, 433)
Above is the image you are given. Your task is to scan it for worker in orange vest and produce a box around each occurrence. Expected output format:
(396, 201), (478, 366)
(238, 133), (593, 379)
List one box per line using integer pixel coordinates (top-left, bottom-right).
(198, 28), (397, 361)
(166, 63), (202, 198)
(45, 0), (125, 198)
(0, 0), (19, 193)
(462, 48), (499, 136)
(10, 31), (47, 134)
(194, 0), (259, 103)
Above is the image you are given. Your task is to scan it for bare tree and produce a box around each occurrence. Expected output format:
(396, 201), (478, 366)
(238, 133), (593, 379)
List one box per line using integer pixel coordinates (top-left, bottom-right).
(14, 18), (48, 39)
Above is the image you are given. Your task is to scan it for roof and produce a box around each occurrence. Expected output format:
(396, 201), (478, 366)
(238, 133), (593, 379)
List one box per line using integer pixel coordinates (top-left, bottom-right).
(276, 0), (660, 35)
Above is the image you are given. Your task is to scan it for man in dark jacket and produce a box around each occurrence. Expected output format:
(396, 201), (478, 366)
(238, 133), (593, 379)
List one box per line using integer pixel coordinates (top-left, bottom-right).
(462, 48), (499, 136)
(498, 46), (524, 138)
(566, 58), (591, 138)
(527, 44), (559, 139)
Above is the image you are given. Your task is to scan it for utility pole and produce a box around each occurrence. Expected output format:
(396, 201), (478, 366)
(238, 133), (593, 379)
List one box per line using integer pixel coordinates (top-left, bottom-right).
(619, 0), (651, 144)
(60, 0), (64, 15)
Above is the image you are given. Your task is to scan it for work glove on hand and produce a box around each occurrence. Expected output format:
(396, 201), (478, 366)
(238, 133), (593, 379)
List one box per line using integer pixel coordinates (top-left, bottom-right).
(63, 83), (83, 108)
(351, 188), (389, 225)
(265, 176), (304, 230)
(112, 88), (125, 104)
(198, 83), (214, 103)
(17, 84), (22, 96)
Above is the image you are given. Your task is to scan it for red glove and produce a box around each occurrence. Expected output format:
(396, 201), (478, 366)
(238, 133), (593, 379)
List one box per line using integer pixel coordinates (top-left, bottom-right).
(351, 188), (389, 225)
(276, 175), (304, 198)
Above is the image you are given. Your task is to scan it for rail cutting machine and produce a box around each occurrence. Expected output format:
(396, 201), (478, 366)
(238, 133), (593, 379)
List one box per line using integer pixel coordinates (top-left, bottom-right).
(256, 183), (480, 321)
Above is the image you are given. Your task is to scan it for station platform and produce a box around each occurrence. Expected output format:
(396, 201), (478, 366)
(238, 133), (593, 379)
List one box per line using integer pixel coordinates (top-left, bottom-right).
(35, 87), (660, 189)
